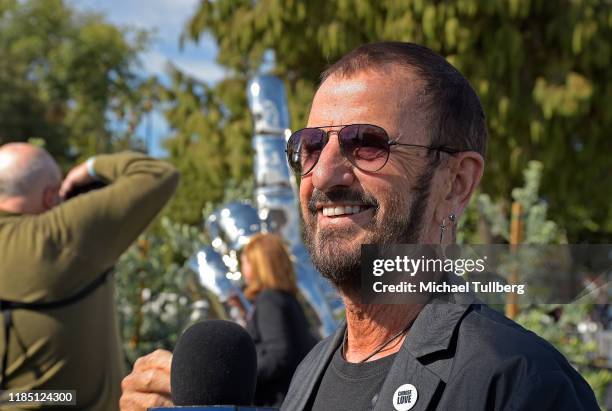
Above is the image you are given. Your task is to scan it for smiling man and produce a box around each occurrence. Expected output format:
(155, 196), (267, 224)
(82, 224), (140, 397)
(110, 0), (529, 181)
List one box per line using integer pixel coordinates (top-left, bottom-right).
(118, 42), (598, 411)
(281, 42), (598, 411)
(294, 50), (482, 294)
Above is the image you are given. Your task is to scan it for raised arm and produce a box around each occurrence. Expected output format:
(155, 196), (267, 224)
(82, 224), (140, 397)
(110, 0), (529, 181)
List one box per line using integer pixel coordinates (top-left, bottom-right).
(0, 151), (179, 299)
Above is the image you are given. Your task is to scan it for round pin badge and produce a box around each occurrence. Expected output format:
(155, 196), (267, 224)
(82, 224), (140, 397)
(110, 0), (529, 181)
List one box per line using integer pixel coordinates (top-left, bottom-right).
(393, 383), (418, 411)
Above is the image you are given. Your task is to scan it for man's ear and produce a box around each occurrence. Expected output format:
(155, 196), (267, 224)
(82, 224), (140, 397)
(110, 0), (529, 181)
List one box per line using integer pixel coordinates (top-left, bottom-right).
(42, 184), (60, 211)
(437, 152), (484, 220)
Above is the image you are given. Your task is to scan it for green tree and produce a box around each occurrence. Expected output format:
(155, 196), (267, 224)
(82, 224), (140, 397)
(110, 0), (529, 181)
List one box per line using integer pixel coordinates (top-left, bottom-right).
(179, 0), (612, 241)
(115, 218), (208, 365)
(459, 161), (566, 244)
(0, 0), (154, 164)
(160, 67), (253, 224)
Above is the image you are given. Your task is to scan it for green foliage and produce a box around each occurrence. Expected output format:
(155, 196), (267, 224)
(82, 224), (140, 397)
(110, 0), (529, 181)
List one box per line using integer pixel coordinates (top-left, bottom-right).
(179, 0), (612, 241)
(458, 160), (565, 244)
(0, 0), (155, 165)
(511, 161), (564, 244)
(161, 67), (254, 224)
(115, 217), (208, 365)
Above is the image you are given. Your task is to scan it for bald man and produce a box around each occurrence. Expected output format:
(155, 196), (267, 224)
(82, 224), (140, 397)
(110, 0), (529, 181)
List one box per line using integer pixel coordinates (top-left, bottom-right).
(0, 144), (179, 410)
(0, 143), (62, 214)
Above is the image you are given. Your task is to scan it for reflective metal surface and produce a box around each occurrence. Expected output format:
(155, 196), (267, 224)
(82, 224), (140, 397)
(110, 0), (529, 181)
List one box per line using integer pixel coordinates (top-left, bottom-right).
(248, 75), (342, 337)
(206, 202), (261, 253)
(187, 246), (235, 300)
(247, 75), (290, 134)
(187, 246), (252, 322)
(187, 75), (342, 338)
(248, 76), (301, 247)
(255, 186), (301, 248)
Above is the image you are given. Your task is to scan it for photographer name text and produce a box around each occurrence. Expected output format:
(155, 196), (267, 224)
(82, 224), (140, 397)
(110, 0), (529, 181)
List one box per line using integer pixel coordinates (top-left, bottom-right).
(372, 280), (525, 295)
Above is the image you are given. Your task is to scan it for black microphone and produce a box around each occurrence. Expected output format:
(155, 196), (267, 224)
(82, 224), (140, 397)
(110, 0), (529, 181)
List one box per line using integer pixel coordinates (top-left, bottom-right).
(170, 320), (258, 407)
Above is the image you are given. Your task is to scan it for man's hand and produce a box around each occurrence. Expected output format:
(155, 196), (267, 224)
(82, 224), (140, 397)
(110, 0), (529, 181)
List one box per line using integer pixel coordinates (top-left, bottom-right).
(120, 349), (173, 411)
(59, 160), (96, 199)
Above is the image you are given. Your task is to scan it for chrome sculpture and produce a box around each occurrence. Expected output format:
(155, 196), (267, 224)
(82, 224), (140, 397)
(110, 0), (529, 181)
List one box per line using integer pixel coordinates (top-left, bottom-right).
(187, 75), (341, 337)
(206, 201), (262, 253)
(186, 246), (249, 306)
(193, 202), (261, 323)
(247, 75), (341, 336)
(247, 76), (300, 246)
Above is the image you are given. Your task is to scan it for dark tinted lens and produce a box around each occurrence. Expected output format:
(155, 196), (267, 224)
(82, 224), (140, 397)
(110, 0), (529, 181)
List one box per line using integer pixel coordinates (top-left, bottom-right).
(339, 124), (390, 171)
(287, 128), (327, 175)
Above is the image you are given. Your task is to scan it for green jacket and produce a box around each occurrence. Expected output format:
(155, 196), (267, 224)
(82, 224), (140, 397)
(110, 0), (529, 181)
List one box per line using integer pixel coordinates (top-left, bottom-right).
(0, 152), (179, 410)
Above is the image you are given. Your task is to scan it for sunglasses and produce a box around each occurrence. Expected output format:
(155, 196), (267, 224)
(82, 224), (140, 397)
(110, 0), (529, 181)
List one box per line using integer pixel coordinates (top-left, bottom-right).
(285, 123), (461, 176)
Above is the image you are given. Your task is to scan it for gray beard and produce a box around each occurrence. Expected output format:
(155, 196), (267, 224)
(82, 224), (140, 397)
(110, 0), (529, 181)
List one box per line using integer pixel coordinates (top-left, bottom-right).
(303, 166), (435, 294)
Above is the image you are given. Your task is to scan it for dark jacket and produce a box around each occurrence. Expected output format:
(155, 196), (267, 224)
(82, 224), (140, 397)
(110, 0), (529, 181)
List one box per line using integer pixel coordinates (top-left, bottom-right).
(282, 292), (599, 411)
(246, 289), (318, 407)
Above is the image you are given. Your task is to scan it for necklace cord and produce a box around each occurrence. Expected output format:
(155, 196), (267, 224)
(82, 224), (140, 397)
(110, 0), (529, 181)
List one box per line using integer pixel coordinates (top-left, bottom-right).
(341, 318), (415, 363)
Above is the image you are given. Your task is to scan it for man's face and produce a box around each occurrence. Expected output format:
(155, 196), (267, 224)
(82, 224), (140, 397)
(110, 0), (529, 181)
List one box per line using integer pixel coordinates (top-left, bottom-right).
(300, 68), (440, 291)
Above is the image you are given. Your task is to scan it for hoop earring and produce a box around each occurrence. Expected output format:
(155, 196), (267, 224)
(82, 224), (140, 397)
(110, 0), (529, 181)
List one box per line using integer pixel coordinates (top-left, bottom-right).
(439, 213), (456, 244)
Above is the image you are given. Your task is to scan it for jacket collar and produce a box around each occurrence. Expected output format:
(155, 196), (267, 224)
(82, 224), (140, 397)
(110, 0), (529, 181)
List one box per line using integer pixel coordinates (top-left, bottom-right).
(405, 288), (476, 361)
(373, 291), (476, 411)
(0, 209), (21, 218)
(284, 284), (478, 411)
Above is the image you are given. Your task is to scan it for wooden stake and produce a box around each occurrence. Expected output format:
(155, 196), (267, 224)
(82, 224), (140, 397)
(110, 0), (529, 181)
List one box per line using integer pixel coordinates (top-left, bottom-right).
(130, 237), (148, 350)
(505, 202), (523, 319)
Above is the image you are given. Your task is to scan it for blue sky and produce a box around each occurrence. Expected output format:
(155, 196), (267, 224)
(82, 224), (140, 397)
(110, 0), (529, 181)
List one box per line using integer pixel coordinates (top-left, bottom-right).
(70, 0), (226, 156)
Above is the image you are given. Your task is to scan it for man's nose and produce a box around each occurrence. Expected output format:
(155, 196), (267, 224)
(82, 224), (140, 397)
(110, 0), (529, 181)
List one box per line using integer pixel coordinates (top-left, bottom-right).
(311, 134), (355, 191)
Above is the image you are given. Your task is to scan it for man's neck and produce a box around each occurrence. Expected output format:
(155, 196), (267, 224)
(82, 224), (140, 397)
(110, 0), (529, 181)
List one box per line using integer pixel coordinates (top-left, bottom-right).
(341, 292), (424, 363)
(0, 197), (30, 214)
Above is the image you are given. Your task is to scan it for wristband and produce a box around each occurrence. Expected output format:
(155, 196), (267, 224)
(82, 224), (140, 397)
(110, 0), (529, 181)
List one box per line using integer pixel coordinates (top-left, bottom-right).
(86, 157), (98, 179)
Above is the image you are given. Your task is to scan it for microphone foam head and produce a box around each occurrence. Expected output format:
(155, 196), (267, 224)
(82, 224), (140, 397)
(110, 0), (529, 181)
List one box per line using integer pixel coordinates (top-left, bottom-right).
(171, 320), (257, 406)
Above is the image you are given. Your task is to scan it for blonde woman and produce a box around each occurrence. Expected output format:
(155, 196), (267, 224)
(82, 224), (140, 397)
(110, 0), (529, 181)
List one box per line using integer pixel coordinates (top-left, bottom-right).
(239, 233), (317, 407)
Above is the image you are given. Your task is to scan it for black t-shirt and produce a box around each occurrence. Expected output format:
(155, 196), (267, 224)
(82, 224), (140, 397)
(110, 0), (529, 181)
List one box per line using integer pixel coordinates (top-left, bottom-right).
(310, 346), (396, 411)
